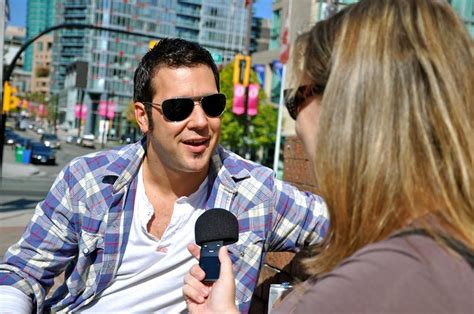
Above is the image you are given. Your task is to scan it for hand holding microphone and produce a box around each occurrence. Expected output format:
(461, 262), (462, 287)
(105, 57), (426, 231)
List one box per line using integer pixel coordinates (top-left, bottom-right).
(194, 208), (239, 283)
(183, 209), (239, 313)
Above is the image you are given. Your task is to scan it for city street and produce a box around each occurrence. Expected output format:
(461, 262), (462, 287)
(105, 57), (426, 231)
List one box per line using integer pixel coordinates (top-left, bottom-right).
(0, 128), (117, 257)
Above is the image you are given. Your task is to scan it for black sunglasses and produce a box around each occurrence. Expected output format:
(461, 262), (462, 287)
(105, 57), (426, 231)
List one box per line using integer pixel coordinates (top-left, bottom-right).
(142, 93), (226, 122)
(284, 85), (324, 120)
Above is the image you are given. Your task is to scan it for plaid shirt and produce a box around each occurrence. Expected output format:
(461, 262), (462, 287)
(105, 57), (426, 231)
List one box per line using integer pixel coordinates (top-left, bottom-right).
(0, 140), (328, 313)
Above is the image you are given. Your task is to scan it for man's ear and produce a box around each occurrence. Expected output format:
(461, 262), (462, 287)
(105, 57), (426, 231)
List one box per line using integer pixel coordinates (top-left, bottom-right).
(135, 102), (149, 133)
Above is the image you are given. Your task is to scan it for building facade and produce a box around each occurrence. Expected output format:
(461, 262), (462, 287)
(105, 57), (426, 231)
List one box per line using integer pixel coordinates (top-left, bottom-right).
(4, 26), (31, 94)
(31, 34), (53, 94)
(24, 0), (56, 72)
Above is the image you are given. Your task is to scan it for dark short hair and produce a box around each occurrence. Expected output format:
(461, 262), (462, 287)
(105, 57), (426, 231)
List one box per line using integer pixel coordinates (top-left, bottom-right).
(134, 38), (220, 103)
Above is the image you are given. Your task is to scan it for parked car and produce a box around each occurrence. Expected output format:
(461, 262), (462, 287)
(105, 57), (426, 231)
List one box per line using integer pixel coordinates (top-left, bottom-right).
(17, 119), (29, 131)
(120, 133), (138, 144)
(66, 135), (81, 145)
(30, 142), (56, 165)
(36, 127), (45, 135)
(40, 133), (61, 149)
(81, 134), (96, 148)
(15, 137), (31, 149)
(4, 129), (20, 145)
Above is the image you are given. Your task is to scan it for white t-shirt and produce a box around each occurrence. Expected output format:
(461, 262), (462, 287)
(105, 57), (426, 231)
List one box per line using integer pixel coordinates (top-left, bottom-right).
(81, 166), (207, 313)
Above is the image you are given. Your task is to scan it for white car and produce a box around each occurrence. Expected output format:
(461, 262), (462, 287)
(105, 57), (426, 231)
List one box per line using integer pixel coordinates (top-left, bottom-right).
(81, 134), (96, 148)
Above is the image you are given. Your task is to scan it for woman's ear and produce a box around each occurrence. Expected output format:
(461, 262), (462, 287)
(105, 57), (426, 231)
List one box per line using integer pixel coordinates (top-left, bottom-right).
(135, 102), (149, 134)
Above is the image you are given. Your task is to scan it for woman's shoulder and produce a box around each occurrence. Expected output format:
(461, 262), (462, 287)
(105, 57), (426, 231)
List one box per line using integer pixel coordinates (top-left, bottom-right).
(353, 231), (472, 271)
(275, 234), (473, 314)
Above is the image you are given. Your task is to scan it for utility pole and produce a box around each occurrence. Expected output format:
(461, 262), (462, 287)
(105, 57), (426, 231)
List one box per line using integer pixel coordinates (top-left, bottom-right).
(242, 0), (253, 159)
(0, 0), (6, 179)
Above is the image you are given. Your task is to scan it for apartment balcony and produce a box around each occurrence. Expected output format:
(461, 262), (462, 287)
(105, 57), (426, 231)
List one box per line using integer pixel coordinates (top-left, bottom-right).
(63, 0), (87, 8)
(178, 0), (202, 5)
(176, 18), (200, 30)
(176, 7), (201, 18)
(177, 31), (198, 42)
(64, 12), (87, 19)
(60, 39), (85, 47)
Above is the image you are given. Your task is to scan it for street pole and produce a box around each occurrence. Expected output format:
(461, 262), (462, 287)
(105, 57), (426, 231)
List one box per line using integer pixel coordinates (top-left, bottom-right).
(101, 99), (108, 148)
(0, 0), (7, 179)
(77, 89), (85, 138)
(242, 0), (253, 159)
(273, 0), (292, 174)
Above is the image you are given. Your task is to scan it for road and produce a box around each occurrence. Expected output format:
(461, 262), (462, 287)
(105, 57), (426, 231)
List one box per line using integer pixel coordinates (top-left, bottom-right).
(0, 128), (119, 257)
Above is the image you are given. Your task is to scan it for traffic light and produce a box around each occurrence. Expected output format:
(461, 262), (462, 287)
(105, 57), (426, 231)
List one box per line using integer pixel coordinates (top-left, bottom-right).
(233, 54), (252, 87)
(2, 82), (20, 112)
(149, 40), (159, 50)
(3, 81), (12, 112)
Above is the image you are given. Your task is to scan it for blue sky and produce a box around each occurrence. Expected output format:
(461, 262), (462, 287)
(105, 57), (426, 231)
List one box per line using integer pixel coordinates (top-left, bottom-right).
(8, 0), (27, 27)
(254, 0), (273, 19)
(8, 0), (272, 28)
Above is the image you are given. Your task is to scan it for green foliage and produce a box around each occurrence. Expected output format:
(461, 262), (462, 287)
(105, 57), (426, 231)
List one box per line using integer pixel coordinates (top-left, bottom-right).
(46, 94), (59, 124)
(219, 60), (277, 163)
(23, 92), (50, 119)
(24, 92), (48, 104)
(125, 101), (139, 128)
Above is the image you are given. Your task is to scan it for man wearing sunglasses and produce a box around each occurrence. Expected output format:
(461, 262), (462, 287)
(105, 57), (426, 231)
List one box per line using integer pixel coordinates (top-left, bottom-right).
(0, 38), (328, 313)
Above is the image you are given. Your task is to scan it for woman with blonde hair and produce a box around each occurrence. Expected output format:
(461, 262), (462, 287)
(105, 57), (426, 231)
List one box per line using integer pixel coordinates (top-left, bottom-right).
(183, 0), (474, 312)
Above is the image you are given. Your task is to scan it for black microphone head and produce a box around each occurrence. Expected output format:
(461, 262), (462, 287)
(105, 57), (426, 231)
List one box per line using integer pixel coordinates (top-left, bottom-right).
(195, 208), (239, 246)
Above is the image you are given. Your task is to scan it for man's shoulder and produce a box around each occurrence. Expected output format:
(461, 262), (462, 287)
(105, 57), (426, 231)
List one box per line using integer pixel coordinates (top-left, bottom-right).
(62, 142), (143, 189)
(217, 146), (274, 180)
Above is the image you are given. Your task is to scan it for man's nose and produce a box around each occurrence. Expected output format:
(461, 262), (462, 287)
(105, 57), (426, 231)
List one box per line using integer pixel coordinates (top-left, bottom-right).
(187, 102), (208, 128)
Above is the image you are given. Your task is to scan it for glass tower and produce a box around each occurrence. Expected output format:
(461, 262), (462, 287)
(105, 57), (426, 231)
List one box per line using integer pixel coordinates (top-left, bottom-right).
(25, 0), (56, 72)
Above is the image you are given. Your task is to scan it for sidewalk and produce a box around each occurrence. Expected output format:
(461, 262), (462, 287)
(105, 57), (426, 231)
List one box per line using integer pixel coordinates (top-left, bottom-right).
(1, 161), (40, 178)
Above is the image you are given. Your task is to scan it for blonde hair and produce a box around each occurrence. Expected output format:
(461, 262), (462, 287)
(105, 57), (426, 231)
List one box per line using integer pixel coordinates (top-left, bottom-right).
(291, 8), (347, 96)
(301, 0), (474, 275)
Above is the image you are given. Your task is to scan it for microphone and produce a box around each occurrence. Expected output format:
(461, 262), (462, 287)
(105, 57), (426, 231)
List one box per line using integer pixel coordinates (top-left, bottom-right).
(195, 208), (239, 283)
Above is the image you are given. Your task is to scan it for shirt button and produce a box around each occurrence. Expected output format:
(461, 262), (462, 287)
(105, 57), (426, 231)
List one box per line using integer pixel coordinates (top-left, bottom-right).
(240, 252), (245, 257)
(156, 246), (168, 253)
(83, 248), (90, 254)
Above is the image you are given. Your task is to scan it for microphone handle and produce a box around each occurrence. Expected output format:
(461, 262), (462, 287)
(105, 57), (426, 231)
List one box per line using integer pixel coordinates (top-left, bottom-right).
(199, 240), (224, 283)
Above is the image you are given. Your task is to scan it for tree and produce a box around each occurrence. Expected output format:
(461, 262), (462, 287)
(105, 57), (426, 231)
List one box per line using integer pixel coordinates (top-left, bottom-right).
(23, 92), (49, 119)
(125, 101), (139, 129)
(219, 60), (278, 166)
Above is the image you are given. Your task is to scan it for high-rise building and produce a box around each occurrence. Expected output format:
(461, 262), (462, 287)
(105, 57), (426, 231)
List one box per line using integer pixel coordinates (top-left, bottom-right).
(25, 0), (56, 72)
(4, 26), (30, 93)
(250, 17), (270, 54)
(31, 34), (53, 94)
(51, 0), (258, 138)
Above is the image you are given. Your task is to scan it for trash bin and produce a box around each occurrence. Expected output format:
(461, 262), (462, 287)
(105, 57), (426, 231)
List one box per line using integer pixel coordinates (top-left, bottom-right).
(23, 149), (31, 164)
(15, 146), (24, 163)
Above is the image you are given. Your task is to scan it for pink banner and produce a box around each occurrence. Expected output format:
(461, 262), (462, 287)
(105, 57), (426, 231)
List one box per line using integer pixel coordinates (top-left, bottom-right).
(99, 101), (115, 120)
(233, 84), (245, 115)
(75, 104), (81, 119)
(99, 101), (107, 117)
(107, 101), (115, 120)
(75, 104), (88, 120)
(81, 105), (88, 120)
(247, 84), (259, 116)
(38, 104), (46, 116)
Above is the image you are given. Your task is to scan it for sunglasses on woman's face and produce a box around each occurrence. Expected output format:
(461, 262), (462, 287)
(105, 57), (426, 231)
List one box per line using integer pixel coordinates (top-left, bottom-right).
(284, 85), (324, 120)
(142, 93), (226, 122)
